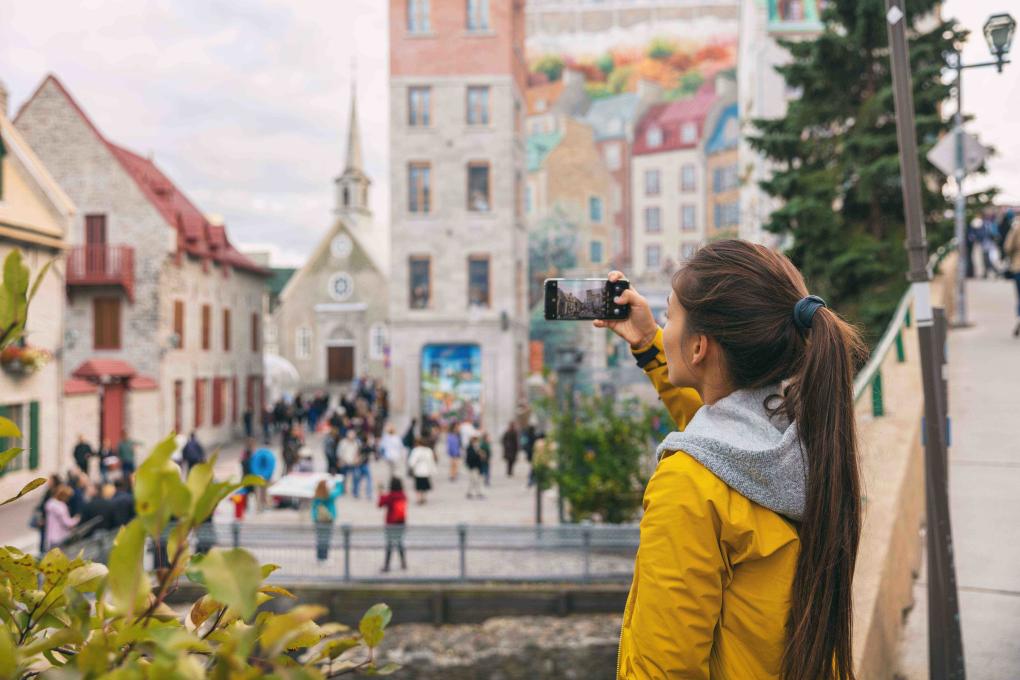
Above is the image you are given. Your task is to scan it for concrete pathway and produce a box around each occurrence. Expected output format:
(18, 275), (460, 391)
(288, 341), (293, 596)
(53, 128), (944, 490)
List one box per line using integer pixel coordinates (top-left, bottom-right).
(897, 278), (1020, 678)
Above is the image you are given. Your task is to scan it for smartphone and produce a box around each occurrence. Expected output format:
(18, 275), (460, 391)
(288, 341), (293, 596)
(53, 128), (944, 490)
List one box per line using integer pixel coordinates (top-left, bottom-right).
(544, 278), (631, 321)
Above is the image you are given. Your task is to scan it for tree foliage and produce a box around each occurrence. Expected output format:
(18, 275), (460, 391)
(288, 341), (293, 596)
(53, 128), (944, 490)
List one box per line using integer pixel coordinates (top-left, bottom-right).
(0, 250), (395, 678)
(747, 0), (972, 339)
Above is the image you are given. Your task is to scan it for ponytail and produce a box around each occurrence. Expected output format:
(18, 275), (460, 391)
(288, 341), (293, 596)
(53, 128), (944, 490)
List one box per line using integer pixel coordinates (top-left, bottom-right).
(672, 240), (865, 680)
(783, 309), (864, 680)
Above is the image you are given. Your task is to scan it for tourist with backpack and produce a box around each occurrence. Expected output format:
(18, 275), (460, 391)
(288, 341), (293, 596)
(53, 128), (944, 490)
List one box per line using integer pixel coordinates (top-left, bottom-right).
(310, 478), (344, 562)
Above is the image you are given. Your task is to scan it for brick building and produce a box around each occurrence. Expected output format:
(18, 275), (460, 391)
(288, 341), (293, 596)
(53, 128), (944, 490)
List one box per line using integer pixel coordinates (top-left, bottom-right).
(15, 75), (267, 453)
(705, 100), (740, 241)
(388, 0), (529, 436)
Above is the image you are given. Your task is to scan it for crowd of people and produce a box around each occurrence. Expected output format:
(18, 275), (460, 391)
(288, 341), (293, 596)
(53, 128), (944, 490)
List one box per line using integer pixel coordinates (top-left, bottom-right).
(33, 465), (136, 553)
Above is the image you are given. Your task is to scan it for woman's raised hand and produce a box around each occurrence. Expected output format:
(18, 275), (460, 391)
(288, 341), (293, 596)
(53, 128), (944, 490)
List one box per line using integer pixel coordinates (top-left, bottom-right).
(594, 271), (659, 349)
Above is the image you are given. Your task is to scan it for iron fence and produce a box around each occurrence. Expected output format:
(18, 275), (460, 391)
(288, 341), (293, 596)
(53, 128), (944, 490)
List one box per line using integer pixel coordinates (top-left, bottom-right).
(62, 522), (640, 584)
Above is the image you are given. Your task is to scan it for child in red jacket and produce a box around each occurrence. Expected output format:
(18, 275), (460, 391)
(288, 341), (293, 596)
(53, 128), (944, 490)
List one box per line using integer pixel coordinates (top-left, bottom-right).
(377, 477), (407, 572)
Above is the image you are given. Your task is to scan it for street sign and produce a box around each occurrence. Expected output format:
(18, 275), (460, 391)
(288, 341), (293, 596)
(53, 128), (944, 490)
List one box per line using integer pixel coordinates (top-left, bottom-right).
(927, 131), (989, 176)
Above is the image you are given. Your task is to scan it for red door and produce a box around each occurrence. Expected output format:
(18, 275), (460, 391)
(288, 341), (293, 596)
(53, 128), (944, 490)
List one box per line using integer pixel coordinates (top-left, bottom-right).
(85, 214), (107, 274)
(101, 381), (126, 447)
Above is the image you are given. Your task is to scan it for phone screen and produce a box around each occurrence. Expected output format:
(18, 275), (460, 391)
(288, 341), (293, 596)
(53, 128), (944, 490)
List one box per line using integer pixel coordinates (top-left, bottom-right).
(551, 279), (607, 320)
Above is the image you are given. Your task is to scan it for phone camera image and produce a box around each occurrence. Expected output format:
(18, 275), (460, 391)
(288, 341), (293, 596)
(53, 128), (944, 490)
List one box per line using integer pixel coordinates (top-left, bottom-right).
(554, 280), (607, 320)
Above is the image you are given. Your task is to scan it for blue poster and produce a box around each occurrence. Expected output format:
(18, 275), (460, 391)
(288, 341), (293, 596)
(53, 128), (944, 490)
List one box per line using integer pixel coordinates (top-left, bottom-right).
(420, 344), (482, 426)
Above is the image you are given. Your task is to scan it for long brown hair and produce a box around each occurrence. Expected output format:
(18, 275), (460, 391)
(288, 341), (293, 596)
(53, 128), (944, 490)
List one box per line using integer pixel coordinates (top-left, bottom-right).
(672, 240), (864, 680)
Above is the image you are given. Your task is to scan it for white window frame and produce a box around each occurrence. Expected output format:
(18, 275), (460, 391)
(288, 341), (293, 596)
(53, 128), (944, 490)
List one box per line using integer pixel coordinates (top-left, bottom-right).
(645, 126), (663, 148)
(604, 143), (621, 171)
(0, 404), (28, 472)
(467, 0), (489, 31)
(646, 244), (661, 269)
(681, 205), (697, 232)
(369, 323), (388, 361)
(408, 0), (431, 33)
(681, 164), (697, 192)
(645, 206), (661, 233)
(645, 169), (660, 196)
(296, 327), (312, 360)
(681, 122), (697, 144)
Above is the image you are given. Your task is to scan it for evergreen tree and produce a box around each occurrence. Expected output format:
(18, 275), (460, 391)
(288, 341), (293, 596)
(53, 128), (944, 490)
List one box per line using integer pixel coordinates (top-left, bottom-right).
(748, 0), (972, 339)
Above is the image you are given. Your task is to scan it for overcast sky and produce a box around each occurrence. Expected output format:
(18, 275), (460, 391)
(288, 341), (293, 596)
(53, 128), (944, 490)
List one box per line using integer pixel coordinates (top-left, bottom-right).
(1, 1), (1017, 267)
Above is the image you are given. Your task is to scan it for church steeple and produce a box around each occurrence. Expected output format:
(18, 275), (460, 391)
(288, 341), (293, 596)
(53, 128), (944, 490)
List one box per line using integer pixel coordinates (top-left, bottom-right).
(335, 73), (371, 217)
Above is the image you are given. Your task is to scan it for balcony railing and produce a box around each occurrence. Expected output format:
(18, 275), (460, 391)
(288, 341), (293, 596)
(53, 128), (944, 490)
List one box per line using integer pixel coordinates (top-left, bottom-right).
(66, 245), (135, 301)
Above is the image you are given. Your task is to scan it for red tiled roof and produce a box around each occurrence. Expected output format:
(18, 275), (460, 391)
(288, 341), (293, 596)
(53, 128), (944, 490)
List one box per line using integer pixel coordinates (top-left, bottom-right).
(72, 359), (137, 380)
(632, 84), (719, 156)
(64, 378), (98, 395)
(17, 75), (267, 276)
(128, 375), (158, 390)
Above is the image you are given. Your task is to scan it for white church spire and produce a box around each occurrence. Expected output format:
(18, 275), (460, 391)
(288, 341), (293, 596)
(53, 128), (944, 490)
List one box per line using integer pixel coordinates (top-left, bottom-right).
(335, 63), (371, 216)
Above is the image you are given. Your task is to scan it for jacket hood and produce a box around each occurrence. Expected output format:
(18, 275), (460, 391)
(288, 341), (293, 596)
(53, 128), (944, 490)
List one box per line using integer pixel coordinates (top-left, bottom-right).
(656, 386), (807, 521)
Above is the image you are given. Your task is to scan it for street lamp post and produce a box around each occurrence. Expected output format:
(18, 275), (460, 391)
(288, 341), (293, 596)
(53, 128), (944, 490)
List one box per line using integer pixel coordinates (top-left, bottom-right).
(950, 12), (1015, 327)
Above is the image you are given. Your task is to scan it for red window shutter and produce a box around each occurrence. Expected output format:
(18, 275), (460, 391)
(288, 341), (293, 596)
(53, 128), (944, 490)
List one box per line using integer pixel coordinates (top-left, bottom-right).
(251, 313), (259, 352)
(223, 309), (231, 351)
(231, 377), (238, 423)
(94, 298), (121, 349)
(201, 305), (211, 350)
(194, 379), (205, 428)
(173, 300), (185, 348)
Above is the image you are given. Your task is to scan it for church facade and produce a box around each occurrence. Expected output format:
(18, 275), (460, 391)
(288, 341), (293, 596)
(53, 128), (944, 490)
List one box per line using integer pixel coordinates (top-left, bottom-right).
(273, 89), (389, 390)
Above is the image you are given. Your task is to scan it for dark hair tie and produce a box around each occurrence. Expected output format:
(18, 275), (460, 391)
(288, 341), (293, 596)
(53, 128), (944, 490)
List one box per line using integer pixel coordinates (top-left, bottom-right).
(793, 295), (827, 331)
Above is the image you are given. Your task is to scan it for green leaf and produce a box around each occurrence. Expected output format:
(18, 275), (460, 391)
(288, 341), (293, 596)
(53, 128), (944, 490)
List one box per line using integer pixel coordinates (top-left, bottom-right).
(0, 624), (18, 678)
(261, 563), (281, 579)
(0, 547), (38, 592)
(135, 433), (191, 531)
(27, 259), (53, 305)
(371, 662), (402, 675)
(0, 418), (21, 438)
(358, 603), (393, 648)
(0, 447), (23, 470)
(67, 562), (108, 592)
(0, 477), (46, 506)
(186, 548), (261, 621)
(322, 636), (359, 661)
(38, 548), (70, 589)
(258, 605), (326, 657)
(3, 250), (29, 297)
(238, 474), (267, 488)
(20, 627), (79, 658)
(105, 520), (150, 616)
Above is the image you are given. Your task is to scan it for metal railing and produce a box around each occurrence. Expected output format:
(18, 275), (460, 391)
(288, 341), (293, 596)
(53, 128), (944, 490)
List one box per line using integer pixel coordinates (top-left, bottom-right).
(63, 522), (641, 584)
(66, 244), (135, 301)
(853, 239), (956, 416)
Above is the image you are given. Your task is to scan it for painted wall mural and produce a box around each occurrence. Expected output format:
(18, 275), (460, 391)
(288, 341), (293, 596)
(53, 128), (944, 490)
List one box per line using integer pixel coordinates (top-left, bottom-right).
(420, 344), (482, 426)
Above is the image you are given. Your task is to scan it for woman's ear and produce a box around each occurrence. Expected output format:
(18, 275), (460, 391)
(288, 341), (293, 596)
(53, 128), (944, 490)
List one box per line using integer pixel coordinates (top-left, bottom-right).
(689, 332), (709, 367)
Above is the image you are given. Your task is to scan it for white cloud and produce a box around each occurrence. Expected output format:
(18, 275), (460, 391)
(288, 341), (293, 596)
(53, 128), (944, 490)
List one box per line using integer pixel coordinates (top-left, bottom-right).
(0, 0), (390, 263)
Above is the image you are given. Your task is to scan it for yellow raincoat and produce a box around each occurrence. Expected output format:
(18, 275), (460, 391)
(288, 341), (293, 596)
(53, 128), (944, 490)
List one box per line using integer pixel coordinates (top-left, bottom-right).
(617, 328), (800, 679)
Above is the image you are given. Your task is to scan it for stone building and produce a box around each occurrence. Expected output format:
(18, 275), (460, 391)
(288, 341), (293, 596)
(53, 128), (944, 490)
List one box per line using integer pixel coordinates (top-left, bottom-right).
(630, 82), (720, 277)
(273, 87), (389, 390)
(15, 75), (267, 453)
(0, 82), (76, 498)
(705, 100), (740, 241)
(387, 0), (529, 436)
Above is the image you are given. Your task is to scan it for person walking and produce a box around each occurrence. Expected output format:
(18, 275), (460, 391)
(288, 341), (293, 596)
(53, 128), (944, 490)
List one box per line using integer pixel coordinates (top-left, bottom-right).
(602, 241), (864, 679)
(465, 436), (485, 500)
(406, 438), (437, 505)
(310, 478), (344, 562)
(522, 423), (537, 487)
(377, 477), (408, 572)
(501, 422), (519, 477)
(97, 438), (117, 483)
(352, 434), (375, 499)
(380, 424), (406, 477)
(72, 435), (94, 477)
(116, 430), (138, 478)
(479, 431), (492, 487)
(79, 483), (116, 537)
(243, 405), (254, 439)
(181, 432), (205, 475)
(337, 429), (360, 493)
(445, 427), (462, 481)
(1003, 220), (1020, 337)
(324, 427), (340, 475)
(44, 485), (79, 551)
(249, 446), (277, 511)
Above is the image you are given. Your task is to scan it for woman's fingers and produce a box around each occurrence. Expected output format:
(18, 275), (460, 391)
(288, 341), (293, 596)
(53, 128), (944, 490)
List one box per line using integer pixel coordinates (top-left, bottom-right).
(613, 288), (643, 306)
(607, 271), (625, 282)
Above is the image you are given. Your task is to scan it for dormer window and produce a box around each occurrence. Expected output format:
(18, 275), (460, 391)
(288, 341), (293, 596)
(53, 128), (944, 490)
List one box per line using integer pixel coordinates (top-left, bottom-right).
(681, 122), (697, 144)
(646, 126), (663, 148)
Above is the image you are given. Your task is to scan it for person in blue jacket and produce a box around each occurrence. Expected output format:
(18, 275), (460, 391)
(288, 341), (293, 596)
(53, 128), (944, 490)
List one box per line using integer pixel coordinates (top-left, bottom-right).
(311, 478), (344, 561)
(249, 446), (277, 512)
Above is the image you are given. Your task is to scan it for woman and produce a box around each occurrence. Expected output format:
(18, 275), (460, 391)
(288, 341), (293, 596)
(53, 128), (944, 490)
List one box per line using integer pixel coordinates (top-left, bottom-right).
(377, 477), (408, 572)
(464, 436), (485, 500)
(310, 478), (344, 562)
(1003, 216), (1020, 337)
(602, 240), (863, 679)
(44, 484), (80, 551)
(406, 437), (437, 505)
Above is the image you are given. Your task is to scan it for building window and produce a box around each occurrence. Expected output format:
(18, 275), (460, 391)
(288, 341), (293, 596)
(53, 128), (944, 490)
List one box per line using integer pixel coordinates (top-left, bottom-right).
(467, 162), (490, 212)
(468, 255), (490, 308)
(408, 162), (431, 214)
(681, 164), (696, 192)
(296, 327), (312, 359)
(251, 312), (260, 352)
(612, 184), (622, 212)
(682, 205), (697, 232)
(467, 0), (489, 31)
(93, 297), (121, 349)
(715, 202), (740, 228)
(644, 206), (661, 233)
(369, 323), (388, 361)
(201, 304), (211, 350)
(681, 123), (697, 144)
(467, 86), (490, 125)
(409, 256), (431, 309)
(212, 377), (225, 426)
(524, 185), (533, 215)
(0, 404), (26, 472)
(644, 169), (660, 196)
(231, 376), (238, 424)
(590, 241), (604, 264)
(646, 244), (661, 269)
(604, 143), (621, 171)
(589, 196), (603, 223)
(194, 378), (206, 428)
(681, 242), (699, 260)
(645, 126), (663, 148)
(408, 86), (431, 126)
(408, 0), (430, 33)
(173, 300), (185, 349)
(328, 272), (354, 301)
(223, 308), (231, 351)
